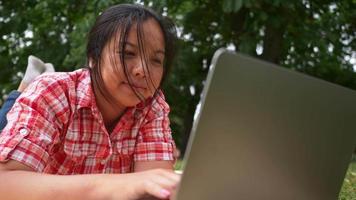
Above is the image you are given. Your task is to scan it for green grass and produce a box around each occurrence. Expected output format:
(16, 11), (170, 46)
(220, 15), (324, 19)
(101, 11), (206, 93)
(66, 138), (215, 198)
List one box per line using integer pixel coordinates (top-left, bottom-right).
(174, 159), (183, 171)
(339, 161), (356, 200)
(175, 160), (356, 199)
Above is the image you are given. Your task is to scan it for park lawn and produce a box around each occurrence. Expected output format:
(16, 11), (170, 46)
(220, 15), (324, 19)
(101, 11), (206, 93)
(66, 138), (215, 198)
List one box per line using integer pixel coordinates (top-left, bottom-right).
(174, 160), (356, 199)
(339, 161), (356, 200)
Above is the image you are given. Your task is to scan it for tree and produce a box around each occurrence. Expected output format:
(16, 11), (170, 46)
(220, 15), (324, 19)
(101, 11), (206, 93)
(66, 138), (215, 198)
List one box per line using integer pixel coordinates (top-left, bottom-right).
(0, 0), (355, 155)
(159, 0), (356, 154)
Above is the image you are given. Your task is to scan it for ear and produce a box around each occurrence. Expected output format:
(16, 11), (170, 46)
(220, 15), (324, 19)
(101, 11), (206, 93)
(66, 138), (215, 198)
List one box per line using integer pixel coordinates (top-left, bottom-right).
(88, 58), (94, 68)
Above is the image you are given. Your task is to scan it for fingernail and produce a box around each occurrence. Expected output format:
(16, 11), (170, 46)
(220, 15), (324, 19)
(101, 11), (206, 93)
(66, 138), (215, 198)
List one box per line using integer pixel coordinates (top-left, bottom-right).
(160, 189), (171, 198)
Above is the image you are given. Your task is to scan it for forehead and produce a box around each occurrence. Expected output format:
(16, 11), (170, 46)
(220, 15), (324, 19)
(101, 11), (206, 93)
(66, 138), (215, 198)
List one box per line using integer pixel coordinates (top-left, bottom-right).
(110, 18), (165, 51)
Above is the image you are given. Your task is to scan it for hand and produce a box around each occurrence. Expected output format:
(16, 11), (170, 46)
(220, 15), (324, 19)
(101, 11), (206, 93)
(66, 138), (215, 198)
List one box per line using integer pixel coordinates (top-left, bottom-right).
(95, 169), (180, 200)
(129, 169), (180, 200)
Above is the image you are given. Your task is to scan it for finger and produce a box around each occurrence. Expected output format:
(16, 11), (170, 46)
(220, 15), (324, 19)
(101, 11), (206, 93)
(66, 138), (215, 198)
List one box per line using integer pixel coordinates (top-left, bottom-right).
(156, 169), (181, 183)
(142, 173), (178, 194)
(143, 180), (172, 199)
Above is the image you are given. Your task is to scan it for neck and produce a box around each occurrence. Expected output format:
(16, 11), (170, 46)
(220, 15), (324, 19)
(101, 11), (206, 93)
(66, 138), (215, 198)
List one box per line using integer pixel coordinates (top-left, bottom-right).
(93, 87), (126, 128)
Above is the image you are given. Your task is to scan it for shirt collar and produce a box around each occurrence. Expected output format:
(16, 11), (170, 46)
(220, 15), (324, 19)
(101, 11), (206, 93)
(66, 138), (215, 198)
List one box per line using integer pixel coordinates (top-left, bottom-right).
(75, 68), (153, 118)
(76, 68), (94, 109)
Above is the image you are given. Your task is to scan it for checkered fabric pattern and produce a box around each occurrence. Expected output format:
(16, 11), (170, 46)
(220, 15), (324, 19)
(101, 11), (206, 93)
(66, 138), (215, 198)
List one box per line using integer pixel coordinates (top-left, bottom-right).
(0, 69), (175, 174)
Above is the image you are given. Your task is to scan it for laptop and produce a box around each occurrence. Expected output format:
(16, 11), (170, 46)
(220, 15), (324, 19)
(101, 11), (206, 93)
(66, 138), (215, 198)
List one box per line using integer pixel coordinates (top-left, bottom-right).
(172, 49), (356, 200)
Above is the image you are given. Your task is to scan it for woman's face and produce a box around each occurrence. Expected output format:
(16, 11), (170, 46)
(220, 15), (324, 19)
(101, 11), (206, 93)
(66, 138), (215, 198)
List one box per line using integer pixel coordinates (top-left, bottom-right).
(100, 18), (165, 108)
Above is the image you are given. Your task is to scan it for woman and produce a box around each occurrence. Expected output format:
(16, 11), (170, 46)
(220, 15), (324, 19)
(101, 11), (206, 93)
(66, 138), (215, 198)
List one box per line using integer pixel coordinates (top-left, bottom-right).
(0, 4), (180, 200)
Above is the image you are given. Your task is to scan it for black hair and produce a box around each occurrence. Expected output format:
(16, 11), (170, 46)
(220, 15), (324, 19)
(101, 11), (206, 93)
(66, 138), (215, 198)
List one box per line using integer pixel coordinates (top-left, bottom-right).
(86, 3), (177, 104)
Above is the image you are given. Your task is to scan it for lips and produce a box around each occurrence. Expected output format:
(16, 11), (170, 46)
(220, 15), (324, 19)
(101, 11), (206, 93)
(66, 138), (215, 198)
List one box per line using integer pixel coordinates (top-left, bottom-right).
(122, 82), (147, 90)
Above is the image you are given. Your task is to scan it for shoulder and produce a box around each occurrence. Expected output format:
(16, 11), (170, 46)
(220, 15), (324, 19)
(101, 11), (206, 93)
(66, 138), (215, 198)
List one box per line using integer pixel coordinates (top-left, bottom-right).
(140, 90), (170, 121)
(17, 68), (90, 111)
(30, 68), (88, 90)
(22, 68), (88, 97)
(148, 90), (170, 112)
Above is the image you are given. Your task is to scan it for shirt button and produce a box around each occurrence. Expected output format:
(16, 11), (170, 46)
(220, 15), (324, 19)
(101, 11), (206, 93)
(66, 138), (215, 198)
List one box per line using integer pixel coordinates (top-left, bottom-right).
(100, 159), (107, 165)
(101, 156), (111, 165)
(19, 128), (28, 135)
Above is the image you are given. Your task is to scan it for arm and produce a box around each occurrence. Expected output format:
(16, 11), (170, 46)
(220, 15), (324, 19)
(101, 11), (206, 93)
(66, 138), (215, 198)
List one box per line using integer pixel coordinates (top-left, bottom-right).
(0, 160), (96, 200)
(133, 91), (177, 172)
(134, 160), (173, 172)
(0, 160), (179, 200)
(0, 80), (179, 200)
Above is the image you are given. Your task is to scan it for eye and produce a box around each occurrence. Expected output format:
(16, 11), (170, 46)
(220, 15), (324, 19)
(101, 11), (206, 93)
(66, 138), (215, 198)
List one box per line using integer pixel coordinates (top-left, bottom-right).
(124, 51), (136, 57)
(118, 50), (136, 57)
(152, 58), (163, 65)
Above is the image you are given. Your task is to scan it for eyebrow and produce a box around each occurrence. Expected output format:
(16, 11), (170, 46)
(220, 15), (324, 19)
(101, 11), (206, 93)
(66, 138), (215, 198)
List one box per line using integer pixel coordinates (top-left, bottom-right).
(124, 42), (165, 55)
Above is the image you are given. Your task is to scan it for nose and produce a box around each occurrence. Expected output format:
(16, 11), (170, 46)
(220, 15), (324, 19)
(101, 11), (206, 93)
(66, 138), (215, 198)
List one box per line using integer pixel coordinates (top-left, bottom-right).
(131, 60), (145, 78)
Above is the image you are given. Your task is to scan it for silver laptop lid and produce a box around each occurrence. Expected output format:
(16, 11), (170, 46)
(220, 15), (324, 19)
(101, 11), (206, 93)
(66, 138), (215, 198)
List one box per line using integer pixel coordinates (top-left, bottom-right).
(173, 49), (356, 200)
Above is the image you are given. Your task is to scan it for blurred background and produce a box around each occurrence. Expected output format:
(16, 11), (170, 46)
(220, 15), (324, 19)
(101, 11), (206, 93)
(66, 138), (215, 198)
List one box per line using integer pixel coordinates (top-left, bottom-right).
(0, 0), (355, 198)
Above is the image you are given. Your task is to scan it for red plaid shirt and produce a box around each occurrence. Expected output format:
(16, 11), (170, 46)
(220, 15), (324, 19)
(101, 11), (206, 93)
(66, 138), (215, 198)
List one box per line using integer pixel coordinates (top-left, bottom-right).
(0, 68), (175, 174)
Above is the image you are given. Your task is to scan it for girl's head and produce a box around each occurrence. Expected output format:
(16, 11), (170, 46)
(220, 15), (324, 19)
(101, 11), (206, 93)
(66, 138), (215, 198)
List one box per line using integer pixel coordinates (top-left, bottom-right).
(86, 4), (177, 107)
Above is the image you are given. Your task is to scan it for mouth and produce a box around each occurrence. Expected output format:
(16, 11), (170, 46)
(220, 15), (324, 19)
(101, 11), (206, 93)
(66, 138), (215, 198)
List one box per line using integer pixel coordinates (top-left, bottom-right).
(122, 82), (147, 90)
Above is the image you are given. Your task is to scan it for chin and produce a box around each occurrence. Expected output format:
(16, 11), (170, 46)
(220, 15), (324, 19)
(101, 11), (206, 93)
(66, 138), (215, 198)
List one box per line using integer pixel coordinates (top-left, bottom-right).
(117, 91), (151, 107)
(121, 97), (142, 108)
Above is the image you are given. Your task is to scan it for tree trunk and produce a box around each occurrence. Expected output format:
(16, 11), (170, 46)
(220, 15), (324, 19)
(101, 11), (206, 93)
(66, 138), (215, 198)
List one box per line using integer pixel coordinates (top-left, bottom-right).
(229, 7), (249, 47)
(260, 5), (289, 64)
(260, 22), (286, 64)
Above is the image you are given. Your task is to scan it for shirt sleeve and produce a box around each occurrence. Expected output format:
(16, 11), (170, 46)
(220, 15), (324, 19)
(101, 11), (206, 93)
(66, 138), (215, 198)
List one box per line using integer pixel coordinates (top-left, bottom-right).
(133, 91), (176, 162)
(0, 76), (70, 171)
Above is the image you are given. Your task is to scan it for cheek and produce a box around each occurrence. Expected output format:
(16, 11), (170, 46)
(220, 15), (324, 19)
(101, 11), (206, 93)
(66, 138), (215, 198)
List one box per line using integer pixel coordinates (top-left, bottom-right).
(101, 72), (112, 90)
(102, 69), (119, 90)
(151, 68), (164, 87)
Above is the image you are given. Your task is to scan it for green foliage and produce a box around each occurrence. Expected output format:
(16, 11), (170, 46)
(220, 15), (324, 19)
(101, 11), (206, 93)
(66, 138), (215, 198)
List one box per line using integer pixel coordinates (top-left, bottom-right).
(0, 0), (355, 197)
(162, 0), (356, 156)
(223, 0), (243, 13)
(0, 0), (355, 159)
(339, 162), (356, 200)
(0, 0), (136, 97)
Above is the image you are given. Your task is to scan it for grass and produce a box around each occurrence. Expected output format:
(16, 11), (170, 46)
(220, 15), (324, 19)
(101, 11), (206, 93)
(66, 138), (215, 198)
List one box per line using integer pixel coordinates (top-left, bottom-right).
(174, 159), (183, 171)
(339, 161), (356, 200)
(174, 160), (356, 199)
